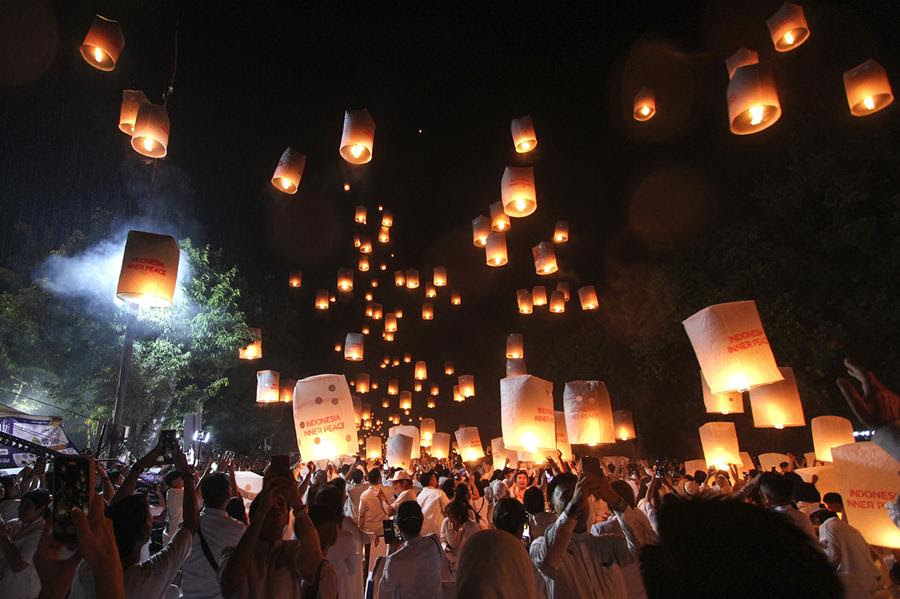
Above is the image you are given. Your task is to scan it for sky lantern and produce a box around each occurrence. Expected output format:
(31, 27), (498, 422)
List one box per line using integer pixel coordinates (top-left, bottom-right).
(293, 375), (358, 460)
(490, 201), (511, 232)
(355, 373), (370, 394)
(725, 47), (759, 80)
(288, 270), (302, 288)
(420, 418), (436, 447)
(553, 221), (569, 244)
(354, 235), (362, 248)
(556, 281), (571, 302)
(405, 269), (420, 289)
(506, 333), (524, 359)
(430, 383), (440, 396)
(510, 115), (538, 153)
(414, 361), (428, 380)
(388, 379), (399, 395)
(425, 282), (437, 298)
(370, 381), (379, 391)
(403, 353), (412, 364)
(339, 108), (375, 164)
(116, 231), (180, 308)
(843, 59), (894, 116)
(365, 437), (382, 459)
(131, 102), (170, 158)
(444, 362), (454, 375)
(358, 255), (370, 272)
(118, 90), (148, 135)
(365, 302), (374, 318)
(532, 242), (559, 275)
(506, 358), (527, 377)
(811, 416), (855, 462)
(390, 424), (420, 459)
(271, 148), (306, 194)
(378, 226), (390, 244)
(279, 378), (296, 403)
(337, 268), (354, 292)
(517, 289), (533, 314)
(427, 399), (436, 409)
(613, 410), (636, 441)
(472, 215), (491, 247)
(832, 443), (900, 549)
(766, 2), (810, 52)
(362, 402), (372, 420)
(501, 166), (537, 217)
(453, 385), (465, 402)
(450, 291), (462, 306)
(633, 87), (656, 121)
(344, 333), (364, 361)
(485, 232), (508, 266)
(554, 411), (573, 461)
(458, 374), (475, 397)
(382, 399), (390, 408)
(394, 270), (405, 287)
(372, 304), (384, 321)
(532, 286), (548, 307)
(256, 370), (280, 404)
(431, 432), (451, 459)
(699, 422), (741, 470)
(354, 205), (367, 224)
(749, 367), (806, 429)
(334, 343), (342, 353)
(549, 290), (566, 313)
(701, 373), (744, 414)
(491, 437), (518, 471)
(422, 302), (434, 320)
(80, 15), (124, 71)
(727, 61), (781, 135)
(433, 266), (447, 287)
(381, 211), (393, 227)
(358, 237), (373, 254)
(682, 300), (783, 394)
(456, 427), (485, 462)
(238, 327), (263, 360)
(562, 380), (615, 446)
(384, 313), (397, 332)
(399, 391), (412, 411)
(578, 286), (599, 310)
(500, 375), (556, 452)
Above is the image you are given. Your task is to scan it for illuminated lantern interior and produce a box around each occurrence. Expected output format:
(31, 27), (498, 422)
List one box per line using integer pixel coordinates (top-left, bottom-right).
(500, 375), (556, 452)
(344, 333), (364, 361)
(633, 87), (656, 121)
(116, 230), (180, 307)
(501, 166), (537, 217)
(491, 437), (518, 471)
(506, 333), (524, 359)
(389, 424), (420, 459)
(337, 268), (354, 292)
(578, 286), (599, 310)
(425, 282), (437, 298)
(458, 374), (475, 397)
(749, 367), (806, 429)
(430, 432), (451, 459)
(399, 391), (412, 411)
(355, 373), (370, 394)
(472, 215), (491, 247)
(727, 62), (781, 135)
(453, 385), (464, 402)
(384, 313), (397, 332)
(553, 220), (569, 243)
(766, 2), (810, 52)
(403, 353), (412, 364)
(517, 289), (533, 314)
(366, 436), (382, 459)
(433, 266), (447, 287)
(414, 361), (428, 380)
(315, 290), (330, 310)
(239, 327), (263, 360)
(354, 205), (367, 224)
(490, 201), (511, 232)
(339, 108), (375, 164)
(381, 211), (393, 227)
(811, 415), (855, 462)
(421, 302), (434, 320)
(613, 410), (636, 441)
(427, 398), (436, 408)
(387, 379), (399, 395)
(288, 270), (302, 288)
(379, 227), (390, 244)
(699, 421), (741, 470)
(279, 378), (296, 403)
(532, 242), (559, 275)
(701, 373), (744, 415)
(562, 380), (615, 445)
(444, 362), (454, 375)
(293, 374), (358, 460)
(430, 383), (440, 396)
(256, 370), (280, 404)
(80, 15), (125, 71)
(456, 427), (485, 462)
(405, 269), (420, 289)
(420, 418), (436, 447)
(485, 231), (508, 266)
(510, 115), (538, 153)
(131, 103), (170, 158)
(118, 90), (149, 135)
(358, 237), (372, 254)
(532, 286), (548, 306)
(271, 147), (306, 194)
(843, 59), (894, 116)
(549, 290), (566, 313)
(394, 270), (406, 287)
(450, 291), (462, 305)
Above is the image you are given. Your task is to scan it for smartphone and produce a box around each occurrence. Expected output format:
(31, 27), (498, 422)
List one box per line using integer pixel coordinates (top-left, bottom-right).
(160, 430), (178, 464)
(382, 519), (397, 545)
(52, 456), (90, 544)
(582, 456), (604, 479)
(269, 454), (292, 479)
(653, 459), (666, 479)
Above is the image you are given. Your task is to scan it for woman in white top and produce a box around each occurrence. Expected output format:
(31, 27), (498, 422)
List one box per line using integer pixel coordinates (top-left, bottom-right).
(440, 501), (479, 573)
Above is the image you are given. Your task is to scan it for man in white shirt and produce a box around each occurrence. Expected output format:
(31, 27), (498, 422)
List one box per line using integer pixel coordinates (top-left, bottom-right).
(182, 472), (246, 599)
(163, 470), (185, 545)
(358, 469), (392, 573)
(758, 472), (817, 541)
(378, 501), (447, 599)
(812, 509), (882, 598)
(416, 471), (450, 538)
(345, 469), (369, 522)
(0, 489), (49, 599)
(386, 471), (417, 514)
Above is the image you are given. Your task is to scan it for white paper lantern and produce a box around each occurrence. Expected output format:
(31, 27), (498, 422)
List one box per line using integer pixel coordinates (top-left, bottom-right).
(532, 242), (559, 275)
(758, 452), (789, 472)
(811, 416), (855, 462)
(554, 411), (572, 461)
(739, 451), (755, 473)
(458, 374), (475, 397)
(506, 358), (527, 377)
(339, 108), (375, 164)
(727, 62), (782, 135)
(500, 375), (556, 452)
(749, 367), (805, 429)
(701, 373), (744, 415)
(80, 15), (124, 71)
(344, 333), (364, 362)
(337, 268), (354, 292)
(490, 201), (511, 232)
(532, 286), (547, 307)
(455, 427), (485, 462)
(506, 333), (524, 359)
(271, 148), (306, 194)
(472, 215), (491, 247)
(511, 115), (537, 153)
(414, 361), (428, 380)
(843, 59), (894, 116)
(832, 443), (900, 548)
(501, 166), (537, 217)
(613, 410), (636, 441)
(517, 289), (533, 314)
(491, 437), (517, 471)
(116, 230), (180, 308)
(389, 425), (420, 459)
(256, 370), (280, 404)
(578, 286), (599, 310)
(795, 465), (839, 497)
(766, 2), (810, 52)
(420, 418), (436, 447)
(292, 374), (359, 460)
(430, 432), (451, 459)
(131, 103), (170, 158)
(433, 266), (448, 287)
(315, 290), (330, 310)
(549, 290), (565, 313)
(118, 90), (148, 135)
(355, 373), (370, 394)
(366, 436), (382, 459)
(699, 422), (741, 470)
(562, 380), (615, 445)
(405, 269), (420, 289)
(553, 220), (569, 243)
(386, 433), (413, 470)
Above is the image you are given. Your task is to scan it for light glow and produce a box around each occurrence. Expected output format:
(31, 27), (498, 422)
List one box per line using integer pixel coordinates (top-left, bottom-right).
(749, 105), (765, 126)
(93, 47), (104, 63)
(783, 31), (794, 45)
(640, 104), (651, 116)
(142, 137), (155, 152)
(350, 144), (364, 159)
(863, 96), (875, 110)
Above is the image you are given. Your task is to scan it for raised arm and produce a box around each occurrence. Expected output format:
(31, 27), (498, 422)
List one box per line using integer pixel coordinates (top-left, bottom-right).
(174, 450), (199, 533)
(112, 446), (162, 504)
(219, 478), (275, 595)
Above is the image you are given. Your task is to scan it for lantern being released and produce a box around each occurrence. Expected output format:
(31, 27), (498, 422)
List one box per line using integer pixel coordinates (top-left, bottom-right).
(414, 361), (427, 380)
(549, 290), (566, 313)
(131, 103), (170, 158)
(472, 215), (491, 247)
(633, 87), (656, 121)
(80, 15), (124, 71)
(389, 425), (420, 459)
(843, 59), (894, 116)
(116, 231), (180, 308)
(271, 148), (306, 194)
(578, 286), (599, 311)
(365, 437), (382, 459)
(682, 301), (783, 394)
(256, 370), (280, 404)
(832, 443), (900, 549)
(506, 333), (524, 359)
(562, 380), (615, 445)
(420, 418), (436, 447)
(501, 166), (537, 217)
(458, 375), (475, 398)
(315, 290), (329, 310)
(532, 286), (548, 306)
(506, 358), (527, 377)
(701, 373), (744, 415)
(613, 410), (636, 441)
(238, 327), (262, 360)
(344, 333), (364, 362)
(517, 289), (533, 314)
(118, 90), (148, 135)
(456, 427), (485, 462)
(699, 422), (741, 470)
(339, 108), (375, 164)
(727, 62), (781, 135)
(500, 375), (556, 452)
(485, 232), (508, 266)
(553, 221), (569, 244)
(292, 375), (358, 460)
(532, 242), (559, 275)
(766, 2), (810, 52)
(725, 47), (760, 80)
(749, 367), (805, 429)
(431, 432), (451, 459)
(491, 437), (518, 471)
(811, 416), (855, 462)
(490, 201), (511, 232)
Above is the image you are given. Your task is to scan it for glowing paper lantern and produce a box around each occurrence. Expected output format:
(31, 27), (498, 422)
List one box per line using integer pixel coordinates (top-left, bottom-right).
(389, 425), (420, 459)
(280, 379), (296, 403)
(118, 90), (148, 135)
(506, 333), (524, 359)
(366, 437), (382, 459)
(425, 283), (436, 298)
(506, 358), (527, 377)
(421, 303), (434, 320)
(517, 289), (533, 314)
(684, 459), (707, 477)
(358, 255), (370, 272)
(549, 290), (565, 313)
(456, 427), (485, 462)
(453, 385), (464, 402)
(458, 375), (475, 398)
(727, 62), (781, 135)
(613, 410), (636, 441)
(429, 384), (439, 396)
(811, 416), (855, 462)
(381, 211), (393, 227)
(344, 333), (364, 362)
(131, 103), (170, 158)
(80, 15), (124, 71)
(399, 392), (412, 411)
(359, 238), (373, 254)
(271, 148), (306, 194)
(758, 452), (789, 472)
(578, 286), (599, 310)
(371, 304), (382, 320)
(394, 271), (405, 287)
(562, 380), (615, 446)
(256, 370), (280, 404)
(500, 166), (537, 217)
(491, 437), (518, 471)
(386, 433), (413, 469)
(554, 412), (573, 461)
(472, 215), (491, 247)
(532, 242), (559, 275)
(490, 201), (511, 233)
(315, 290), (329, 310)
(382, 399), (390, 408)
(427, 399), (436, 409)
(485, 232), (508, 266)
(701, 373), (744, 415)
(433, 267), (447, 287)
(553, 221), (569, 243)
(450, 291), (461, 306)
(384, 314), (397, 332)
(444, 362), (454, 376)
(116, 231), (180, 307)
(682, 301), (783, 394)
(766, 2), (810, 52)
(420, 418), (436, 447)
(362, 402), (372, 420)
(556, 282), (570, 302)
(500, 375), (555, 452)
(832, 443), (900, 548)
(337, 268), (354, 292)
(633, 87), (656, 121)
(351, 205), (366, 226)
(532, 286), (547, 306)
(843, 59), (894, 116)
(403, 353), (412, 364)
(239, 327), (262, 360)
(387, 379), (399, 396)
(334, 343), (342, 353)
(796, 465), (838, 496)
(749, 367), (805, 429)
(699, 422), (741, 470)
(288, 271), (302, 288)
(431, 432), (451, 459)
(355, 373), (370, 394)
(405, 269), (420, 289)
(339, 108), (375, 165)
(725, 47), (759, 80)
(414, 361), (427, 380)
(740, 452), (755, 473)
(511, 115), (538, 153)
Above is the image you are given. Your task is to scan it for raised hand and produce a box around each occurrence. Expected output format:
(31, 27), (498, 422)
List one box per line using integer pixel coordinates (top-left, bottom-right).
(836, 358), (900, 429)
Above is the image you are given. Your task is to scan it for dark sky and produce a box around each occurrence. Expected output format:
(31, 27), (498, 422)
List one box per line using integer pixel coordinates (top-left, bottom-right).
(1, 1), (898, 452)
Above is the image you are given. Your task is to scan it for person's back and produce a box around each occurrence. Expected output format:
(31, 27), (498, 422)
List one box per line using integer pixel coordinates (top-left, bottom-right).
(345, 473), (369, 522)
(817, 513), (881, 598)
(378, 501), (446, 599)
(417, 485), (449, 538)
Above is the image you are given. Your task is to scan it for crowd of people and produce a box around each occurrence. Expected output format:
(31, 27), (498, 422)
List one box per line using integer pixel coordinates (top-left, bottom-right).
(0, 359), (896, 598)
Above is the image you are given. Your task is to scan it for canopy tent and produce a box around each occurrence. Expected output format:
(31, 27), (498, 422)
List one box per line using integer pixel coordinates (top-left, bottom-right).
(0, 404), (79, 468)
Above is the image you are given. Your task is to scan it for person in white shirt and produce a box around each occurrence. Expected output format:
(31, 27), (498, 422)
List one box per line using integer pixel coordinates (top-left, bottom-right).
(344, 469), (369, 522)
(439, 500), (479, 573)
(182, 472), (246, 599)
(162, 469), (185, 545)
(812, 509), (882, 598)
(313, 480), (368, 599)
(492, 497), (548, 598)
(523, 487), (556, 543)
(416, 471), (450, 538)
(758, 472), (817, 541)
(357, 469), (392, 574)
(0, 489), (49, 599)
(386, 471), (417, 514)
(378, 501), (448, 599)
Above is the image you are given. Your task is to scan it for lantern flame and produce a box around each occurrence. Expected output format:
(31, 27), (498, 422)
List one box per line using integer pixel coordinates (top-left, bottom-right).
(142, 137), (155, 152)
(350, 144), (364, 159)
(749, 105), (765, 126)
(783, 31), (794, 45)
(863, 96), (875, 110)
(640, 104), (651, 116)
(93, 47), (104, 63)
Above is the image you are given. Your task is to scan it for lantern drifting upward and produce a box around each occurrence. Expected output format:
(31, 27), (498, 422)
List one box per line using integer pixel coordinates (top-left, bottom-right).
(394, 271), (405, 287)
(422, 303), (434, 320)
(271, 148), (306, 194)
(288, 271), (302, 288)
(701, 373), (744, 414)
(472, 215), (491, 247)
(506, 333), (524, 359)
(613, 410), (636, 441)
(811, 416), (855, 462)
(490, 202), (511, 232)
(293, 375), (358, 461)
(749, 366), (806, 429)
(431, 432), (451, 459)
(485, 232), (508, 266)
(517, 289), (533, 314)
(420, 418), (436, 447)
(238, 327), (262, 360)
(532, 286), (548, 306)
(556, 282), (570, 302)
(414, 361), (427, 380)
(280, 379), (296, 403)
(450, 291), (461, 306)
(766, 3), (810, 52)
(405, 269), (420, 289)
(355, 373), (370, 394)
(80, 15), (124, 71)
(511, 115), (538, 153)
(453, 385), (464, 402)
(444, 362), (454, 376)
(532, 242), (559, 275)
(381, 211), (393, 227)
(456, 427), (485, 462)
(433, 266), (447, 287)
(633, 87), (656, 121)
(358, 255), (370, 272)
(553, 221), (569, 244)
(131, 103), (170, 158)
(506, 358), (527, 377)
(315, 290), (329, 310)
(425, 283), (436, 298)
(384, 313), (397, 332)
(366, 437), (382, 459)
(399, 392), (412, 411)
(256, 370), (280, 404)
(727, 62), (781, 135)
(390, 424), (420, 459)
(458, 375), (475, 398)
(344, 333), (364, 362)
(354, 205), (367, 224)
(337, 268), (354, 292)
(501, 166), (537, 217)
(118, 90), (148, 135)
(549, 290), (566, 313)
(387, 379), (399, 395)
(578, 286), (599, 310)
(339, 109), (375, 164)
(500, 375), (556, 452)
(430, 383), (440, 396)
(563, 381), (615, 445)
(725, 47), (760, 80)
(426, 398), (436, 409)
(699, 422), (741, 470)
(116, 231), (180, 308)
(843, 60), (894, 116)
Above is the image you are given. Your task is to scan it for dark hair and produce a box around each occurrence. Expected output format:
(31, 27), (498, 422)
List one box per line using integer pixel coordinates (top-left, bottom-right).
(21, 489), (51, 513)
(611, 479), (636, 509)
(809, 509), (838, 526)
(311, 482), (344, 522)
(493, 497), (527, 536)
(515, 470), (529, 481)
(395, 501), (423, 537)
(338, 464), (352, 476)
(523, 486), (545, 515)
(330, 477), (347, 499)
(822, 492), (843, 505)
(490, 469), (505, 482)
(163, 470), (182, 487)
(350, 469), (364, 485)
(693, 470), (708, 485)
(107, 494), (150, 561)
(793, 482), (820, 504)
(641, 497), (840, 598)
(419, 470), (435, 488)
(447, 500), (470, 524)
(779, 462), (789, 470)
(308, 502), (340, 526)
(607, 463), (616, 474)
(367, 469), (382, 485)
(225, 496), (247, 524)
(106, 469), (122, 482)
(200, 472), (231, 509)
(440, 478), (455, 499)
(759, 472), (793, 505)
(547, 472), (577, 506)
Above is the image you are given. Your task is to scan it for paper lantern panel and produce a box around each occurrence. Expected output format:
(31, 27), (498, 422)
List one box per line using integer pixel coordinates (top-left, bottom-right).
(431, 432), (451, 459)
(339, 108), (375, 164)
(389, 424), (420, 459)
(811, 415), (855, 462)
(699, 421), (741, 470)
(701, 373), (744, 415)
(749, 367), (805, 429)
(293, 375), (358, 461)
(562, 380), (615, 445)
(832, 443), (900, 548)
(256, 370), (280, 404)
(116, 230), (180, 308)
(455, 427), (485, 462)
(500, 375), (555, 452)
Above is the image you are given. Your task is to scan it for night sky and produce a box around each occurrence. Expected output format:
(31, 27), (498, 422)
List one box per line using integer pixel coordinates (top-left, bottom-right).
(1, 1), (898, 456)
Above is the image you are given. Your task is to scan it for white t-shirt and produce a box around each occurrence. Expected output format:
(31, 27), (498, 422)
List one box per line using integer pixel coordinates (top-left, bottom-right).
(0, 517), (43, 599)
(164, 487), (184, 544)
(326, 519), (368, 599)
(416, 487), (450, 538)
(182, 508), (247, 599)
(377, 534), (446, 599)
